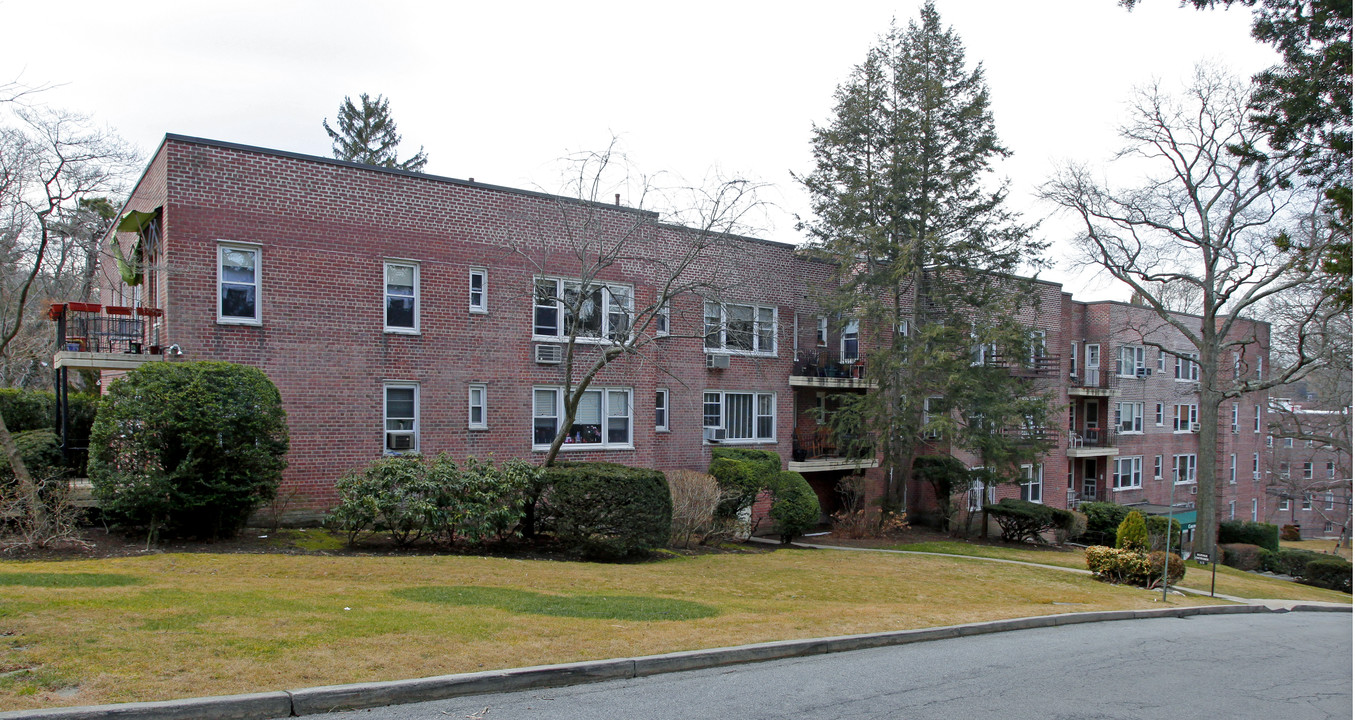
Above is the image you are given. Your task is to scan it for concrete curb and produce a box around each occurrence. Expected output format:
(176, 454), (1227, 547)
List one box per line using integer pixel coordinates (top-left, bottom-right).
(3, 603), (1346, 720)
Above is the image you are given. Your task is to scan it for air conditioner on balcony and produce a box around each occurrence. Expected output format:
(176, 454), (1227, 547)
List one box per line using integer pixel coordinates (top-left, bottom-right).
(703, 427), (726, 443)
(1190, 422), (1201, 432)
(534, 344), (563, 364)
(388, 433), (415, 451)
(706, 354), (730, 369)
(1136, 367), (1151, 378)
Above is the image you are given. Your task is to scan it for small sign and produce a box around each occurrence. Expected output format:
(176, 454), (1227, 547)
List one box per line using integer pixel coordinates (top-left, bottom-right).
(1194, 553), (1211, 565)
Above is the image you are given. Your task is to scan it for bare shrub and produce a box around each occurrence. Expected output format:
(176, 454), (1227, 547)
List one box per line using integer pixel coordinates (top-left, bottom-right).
(667, 470), (723, 548)
(1, 477), (87, 552)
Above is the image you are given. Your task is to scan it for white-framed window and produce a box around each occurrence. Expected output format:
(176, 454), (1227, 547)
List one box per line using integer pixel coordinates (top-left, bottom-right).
(1256, 355), (1264, 379)
(704, 302), (776, 355)
(971, 333), (998, 366)
(1301, 494), (1312, 511)
(533, 387), (632, 449)
(1229, 500), (1236, 520)
(1115, 402), (1144, 433)
(841, 319), (860, 361)
(1279, 497), (1290, 511)
(1154, 455), (1163, 480)
(1233, 352), (1241, 379)
(1303, 462), (1313, 479)
(218, 243), (262, 324)
(1266, 435), (1274, 447)
(1113, 456), (1143, 489)
(1284, 437), (1294, 448)
(1280, 461), (1291, 478)
(923, 396), (943, 439)
(1328, 461), (1336, 479)
(1251, 498), (1258, 521)
(1157, 349), (1167, 373)
(1085, 343), (1100, 370)
(655, 389), (669, 432)
(1069, 342), (1078, 375)
(468, 268), (487, 313)
(653, 302), (670, 337)
(1155, 403), (1164, 426)
(1254, 405), (1261, 433)
(1174, 352), (1200, 381)
(467, 383), (487, 430)
(1324, 491), (1334, 510)
(1029, 329), (1047, 364)
(1253, 452), (1260, 479)
(1116, 345), (1146, 377)
(702, 390), (775, 442)
(1231, 403), (1239, 433)
(1173, 404), (1198, 432)
(385, 261), (419, 332)
(384, 382), (418, 453)
(1020, 464), (1044, 503)
(534, 278), (633, 342)
(1173, 454), (1197, 484)
(1324, 520), (1334, 533)
(967, 476), (997, 511)
(897, 319), (910, 337)
(816, 316), (828, 347)
(1229, 453), (1236, 484)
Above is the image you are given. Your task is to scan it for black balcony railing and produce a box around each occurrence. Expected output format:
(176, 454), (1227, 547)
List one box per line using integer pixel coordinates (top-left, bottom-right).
(985, 353), (1062, 378)
(793, 349), (867, 380)
(51, 302), (162, 355)
(1069, 426), (1116, 448)
(792, 426), (876, 462)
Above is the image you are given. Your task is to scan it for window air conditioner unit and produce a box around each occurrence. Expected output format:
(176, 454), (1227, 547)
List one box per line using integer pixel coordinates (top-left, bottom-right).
(1136, 367), (1151, 378)
(703, 427), (726, 443)
(706, 354), (730, 369)
(1189, 486), (1198, 495)
(1253, 471), (1261, 480)
(535, 344), (563, 364)
(1190, 422), (1201, 432)
(388, 433), (415, 451)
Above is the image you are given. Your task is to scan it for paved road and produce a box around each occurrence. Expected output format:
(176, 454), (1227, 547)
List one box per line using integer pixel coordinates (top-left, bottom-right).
(304, 612), (1351, 720)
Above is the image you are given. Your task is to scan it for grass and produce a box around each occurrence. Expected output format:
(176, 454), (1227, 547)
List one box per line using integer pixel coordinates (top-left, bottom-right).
(0, 548), (1233, 710)
(1281, 539), (1352, 561)
(870, 540), (1352, 603)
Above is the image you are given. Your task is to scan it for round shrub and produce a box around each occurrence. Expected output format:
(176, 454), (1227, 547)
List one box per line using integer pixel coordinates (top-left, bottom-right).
(1221, 542), (1264, 571)
(1300, 558), (1352, 593)
(88, 361), (289, 540)
(1116, 510), (1148, 552)
(1219, 520), (1280, 552)
(1147, 551), (1186, 587)
(1144, 515), (1182, 553)
(768, 471), (820, 543)
(1280, 524), (1301, 541)
(1078, 501), (1130, 546)
(1263, 547), (1327, 576)
(541, 462), (671, 560)
(329, 454), (438, 546)
(983, 498), (1072, 544)
(708, 457), (761, 519)
(1, 430), (65, 482)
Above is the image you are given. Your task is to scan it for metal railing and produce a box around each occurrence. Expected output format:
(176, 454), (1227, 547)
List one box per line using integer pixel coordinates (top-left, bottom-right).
(793, 349), (867, 379)
(52, 302), (162, 355)
(791, 426), (876, 462)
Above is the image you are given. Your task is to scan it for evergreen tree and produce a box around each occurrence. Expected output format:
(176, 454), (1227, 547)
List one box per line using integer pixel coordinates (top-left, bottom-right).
(323, 93), (428, 172)
(798, 2), (1052, 513)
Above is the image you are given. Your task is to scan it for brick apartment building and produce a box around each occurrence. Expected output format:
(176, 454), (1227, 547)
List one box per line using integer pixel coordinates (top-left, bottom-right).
(1266, 394), (1352, 540)
(50, 134), (1276, 539)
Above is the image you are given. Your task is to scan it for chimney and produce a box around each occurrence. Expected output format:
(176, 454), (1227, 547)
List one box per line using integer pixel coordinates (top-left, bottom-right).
(615, 193), (620, 206)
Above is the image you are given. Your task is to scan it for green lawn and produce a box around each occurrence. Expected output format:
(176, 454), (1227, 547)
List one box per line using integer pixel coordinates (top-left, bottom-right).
(1, 547), (1232, 711)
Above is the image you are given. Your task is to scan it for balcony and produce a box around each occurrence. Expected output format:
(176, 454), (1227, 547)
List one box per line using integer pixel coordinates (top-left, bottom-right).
(50, 302), (166, 370)
(1067, 427), (1119, 458)
(788, 427), (879, 472)
(1067, 368), (1120, 397)
(789, 350), (876, 389)
(980, 353), (1062, 379)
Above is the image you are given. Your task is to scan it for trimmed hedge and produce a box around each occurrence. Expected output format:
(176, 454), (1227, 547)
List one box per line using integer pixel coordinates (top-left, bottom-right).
(88, 361), (289, 540)
(1086, 546), (1185, 587)
(1, 430), (65, 482)
(541, 462), (671, 560)
(1221, 542), (1265, 571)
(768, 471), (820, 543)
(708, 448), (780, 519)
(983, 498), (1074, 544)
(1260, 547), (1327, 576)
(1077, 502), (1130, 545)
(1218, 520), (1279, 552)
(1300, 558), (1352, 593)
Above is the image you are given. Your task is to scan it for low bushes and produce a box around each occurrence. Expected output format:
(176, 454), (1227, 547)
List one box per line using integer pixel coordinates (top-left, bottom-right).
(1260, 547), (1327, 577)
(1221, 542), (1265, 571)
(1218, 520), (1279, 552)
(542, 462), (671, 560)
(983, 498), (1074, 544)
(1280, 524), (1301, 541)
(709, 448), (780, 518)
(1085, 546), (1184, 587)
(1300, 558), (1352, 593)
(1078, 502), (1130, 546)
(767, 471), (820, 543)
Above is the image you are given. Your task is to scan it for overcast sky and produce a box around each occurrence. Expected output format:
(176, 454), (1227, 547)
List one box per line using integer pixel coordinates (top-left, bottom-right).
(3, 0), (1278, 300)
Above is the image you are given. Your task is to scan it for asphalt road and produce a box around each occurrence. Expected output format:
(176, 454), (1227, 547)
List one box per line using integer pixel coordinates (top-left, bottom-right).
(299, 612), (1351, 720)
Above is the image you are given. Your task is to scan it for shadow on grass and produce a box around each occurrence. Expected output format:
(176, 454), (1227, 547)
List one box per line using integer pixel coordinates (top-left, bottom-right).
(393, 586), (720, 621)
(0, 572), (141, 588)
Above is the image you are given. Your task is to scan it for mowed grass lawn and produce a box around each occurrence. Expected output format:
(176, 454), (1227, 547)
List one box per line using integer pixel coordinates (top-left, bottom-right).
(3, 548), (1230, 711)
(870, 541), (1353, 603)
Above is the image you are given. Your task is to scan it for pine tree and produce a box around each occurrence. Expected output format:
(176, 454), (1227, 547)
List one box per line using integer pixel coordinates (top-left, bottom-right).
(322, 93), (428, 172)
(798, 1), (1051, 514)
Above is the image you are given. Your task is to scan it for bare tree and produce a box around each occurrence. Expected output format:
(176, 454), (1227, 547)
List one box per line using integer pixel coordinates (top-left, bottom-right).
(1041, 67), (1343, 555)
(504, 141), (767, 466)
(0, 105), (136, 542)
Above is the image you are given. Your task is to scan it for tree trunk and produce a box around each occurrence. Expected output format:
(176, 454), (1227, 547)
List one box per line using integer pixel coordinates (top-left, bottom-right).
(1196, 332), (1222, 558)
(0, 411), (45, 531)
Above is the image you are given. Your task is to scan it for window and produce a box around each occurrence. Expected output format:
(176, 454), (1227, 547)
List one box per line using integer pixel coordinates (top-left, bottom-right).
(1253, 405), (1261, 433)
(1085, 343), (1100, 370)
(1157, 349), (1166, 373)
(1256, 355), (1264, 379)
(1116, 345), (1146, 377)
(1279, 497), (1290, 511)
(1283, 436), (1294, 448)
(1029, 330), (1047, 363)
(1173, 454), (1197, 484)
(1113, 456), (1143, 489)
(1173, 404), (1198, 432)
(468, 268), (487, 313)
(816, 316), (828, 346)
(385, 262), (419, 332)
(1115, 402), (1144, 433)
(384, 383), (418, 453)
(653, 302), (670, 337)
(971, 334), (998, 366)
(1328, 461), (1336, 479)
(1231, 403), (1239, 433)
(468, 384), (487, 430)
(1279, 461), (1290, 478)
(841, 319), (859, 361)
(1301, 494), (1312, 511)
(1154, 455), (1163, 480)
(1155, 403), (1164, 426)
(1251, 498), (1257, 521)
(1229, 454), (1236, 484)
(1229, 500), (1236, 520)
(1266, 435), (1274, 447)
(1174, 352), (1200, 381)
(704, 302), (776, 355)
(1252, 452), (1260, 479)
(534, 278), (632, 342)
(1303, 462), (1313, 479)
(1324, 491), (1334, 510)
(218, 243), (261, 323)
(702, 391), (775, 442)
(1069, 342), (1078, 375)
(1324, 521), (1334, 533)
(1020, 464), (1043, 503)
(923, 396), (943, 439)
(533, 387), (632, 449)
(1233, 352), (1241, 379)
(655, 389), (669, 432)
